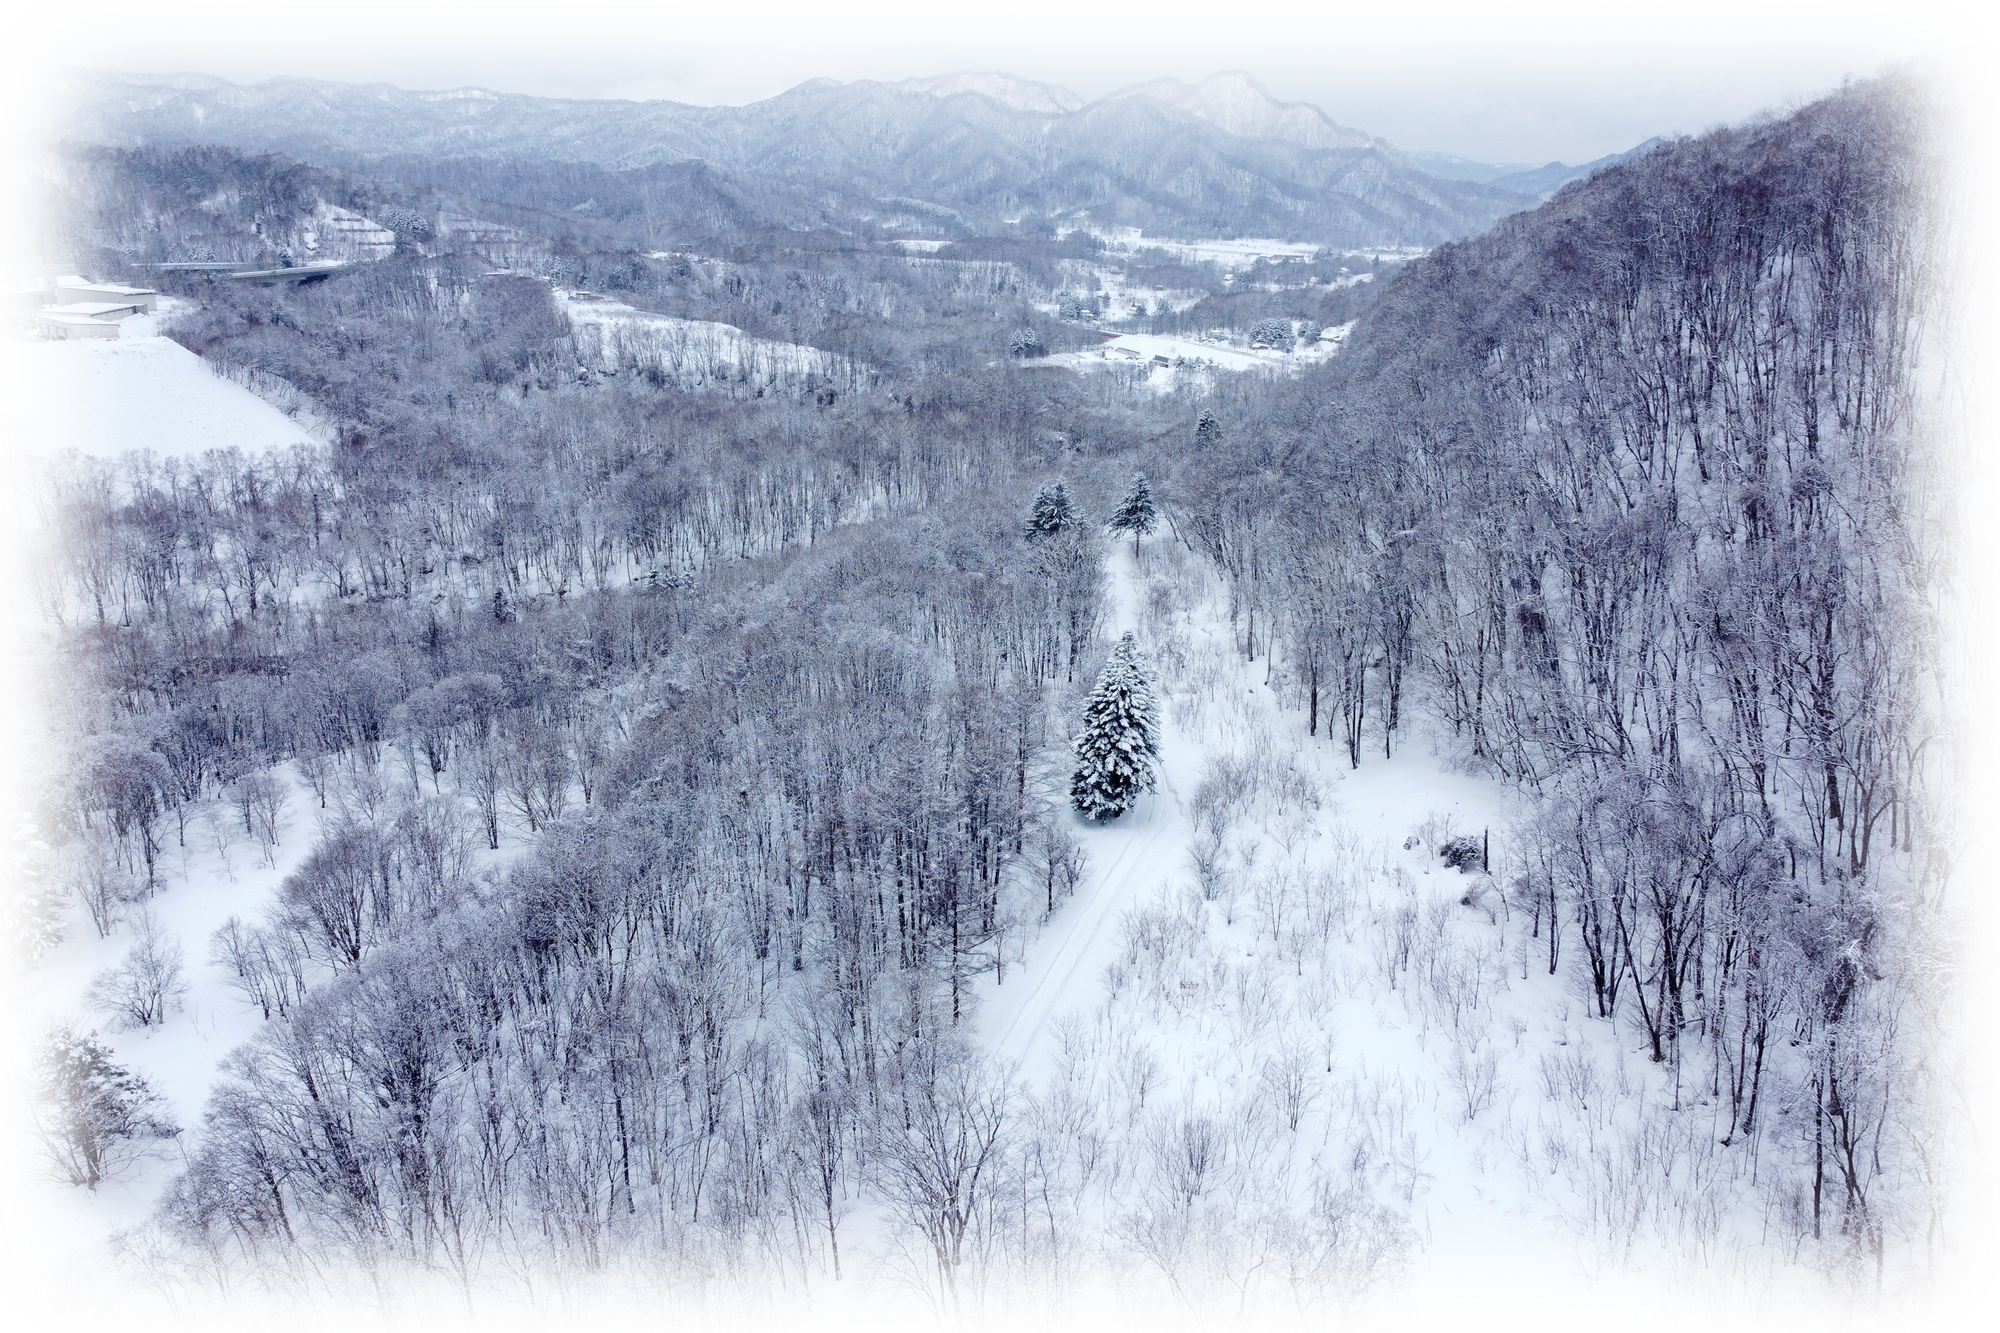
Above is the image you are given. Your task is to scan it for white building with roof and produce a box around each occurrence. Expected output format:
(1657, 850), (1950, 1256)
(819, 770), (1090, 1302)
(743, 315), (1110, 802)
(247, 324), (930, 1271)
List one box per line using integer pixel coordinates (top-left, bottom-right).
(54, 278), (158, 312)
(34, 311), (121, 340)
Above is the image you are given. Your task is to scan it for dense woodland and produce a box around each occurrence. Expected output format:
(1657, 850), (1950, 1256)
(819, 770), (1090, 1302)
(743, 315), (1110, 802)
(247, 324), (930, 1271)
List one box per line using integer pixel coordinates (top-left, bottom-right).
(27, 76), (1952, 1309)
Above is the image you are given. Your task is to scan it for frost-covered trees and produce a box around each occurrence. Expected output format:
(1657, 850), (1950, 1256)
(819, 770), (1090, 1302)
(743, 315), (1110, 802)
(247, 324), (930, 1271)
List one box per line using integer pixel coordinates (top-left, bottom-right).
(1024, 480), (1081, 541)
(1070, 633), (1162, 820)
(0, 788), (58, 964)
(86, 910), (187, 1029)
(1109, 474), (1158, 554)
(32, 1026), (177, 1187)
(1008, 327), (1047, 358)
(1194, 410), (1222, 449)
(1247, 317), (1295, 352)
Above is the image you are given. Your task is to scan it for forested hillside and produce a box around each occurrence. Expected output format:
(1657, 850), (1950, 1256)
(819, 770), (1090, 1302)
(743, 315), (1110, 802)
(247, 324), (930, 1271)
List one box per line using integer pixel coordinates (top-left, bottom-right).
(1176, 77), (1949, 1256)
(19, 74), (1953, 1319)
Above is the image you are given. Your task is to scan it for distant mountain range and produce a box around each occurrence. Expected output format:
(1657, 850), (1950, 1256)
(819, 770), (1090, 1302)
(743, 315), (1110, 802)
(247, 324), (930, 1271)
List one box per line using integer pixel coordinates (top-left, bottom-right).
(1410, 140), (1666, 199)
(63, 69), (1615, 250)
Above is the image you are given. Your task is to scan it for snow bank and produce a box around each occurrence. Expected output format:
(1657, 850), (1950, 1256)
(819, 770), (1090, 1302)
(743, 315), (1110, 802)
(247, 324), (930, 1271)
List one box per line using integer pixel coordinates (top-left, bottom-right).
(6, 330), (319, 461)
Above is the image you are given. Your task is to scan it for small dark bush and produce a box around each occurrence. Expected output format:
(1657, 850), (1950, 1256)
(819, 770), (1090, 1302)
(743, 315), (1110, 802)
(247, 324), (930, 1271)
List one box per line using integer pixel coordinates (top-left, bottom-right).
(1440, 835), (1484, 872)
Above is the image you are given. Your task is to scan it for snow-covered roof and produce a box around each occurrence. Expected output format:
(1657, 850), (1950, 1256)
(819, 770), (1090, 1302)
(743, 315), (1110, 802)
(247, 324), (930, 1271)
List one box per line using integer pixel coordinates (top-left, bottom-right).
(43, 302), (140, 316)
(58, 280), (158, 297)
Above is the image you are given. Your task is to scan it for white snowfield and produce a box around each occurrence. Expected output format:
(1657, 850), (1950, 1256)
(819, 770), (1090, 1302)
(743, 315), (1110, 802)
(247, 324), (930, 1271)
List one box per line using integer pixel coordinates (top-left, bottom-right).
(6, 315), (320, 461)
(1041, 327), (1350, 382)
(563, 294), (868, 394)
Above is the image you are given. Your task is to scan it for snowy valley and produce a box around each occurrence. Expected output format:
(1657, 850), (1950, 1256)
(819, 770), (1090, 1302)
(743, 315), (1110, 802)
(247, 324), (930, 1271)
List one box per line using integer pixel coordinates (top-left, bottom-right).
(3, 62), (1961, 1333)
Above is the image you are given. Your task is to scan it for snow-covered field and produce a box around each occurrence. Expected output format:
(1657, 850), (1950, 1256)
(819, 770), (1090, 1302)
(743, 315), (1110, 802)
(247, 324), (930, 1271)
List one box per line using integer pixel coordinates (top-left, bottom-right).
(1040, 327), (1351, 384)
(4, 319), (320, 462)
(1078, 229), (1323, 266)
(563, 294), (868, 394)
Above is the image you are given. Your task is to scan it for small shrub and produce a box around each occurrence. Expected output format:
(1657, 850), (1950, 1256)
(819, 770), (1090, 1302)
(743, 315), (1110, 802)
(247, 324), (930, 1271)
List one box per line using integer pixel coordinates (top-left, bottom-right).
(1439, 835), (1484, 872)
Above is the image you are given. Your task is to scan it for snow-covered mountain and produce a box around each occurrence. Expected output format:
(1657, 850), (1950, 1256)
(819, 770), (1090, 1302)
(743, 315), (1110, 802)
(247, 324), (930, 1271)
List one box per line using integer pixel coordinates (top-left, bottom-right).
(63, 69), (1535, 248)
(1108, 71), (1378, 151)
(1412, 138), (1665, 199)
(896, 71), (1086, 115)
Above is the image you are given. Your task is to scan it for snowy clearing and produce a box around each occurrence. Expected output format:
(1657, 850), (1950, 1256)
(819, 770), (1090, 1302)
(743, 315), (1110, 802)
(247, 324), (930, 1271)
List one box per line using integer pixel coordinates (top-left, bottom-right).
(1037, 327), (1350, 384)
(563, 294), (868, 395)
(5, 324), (321, 461)
(970, 532), (1843, 1309)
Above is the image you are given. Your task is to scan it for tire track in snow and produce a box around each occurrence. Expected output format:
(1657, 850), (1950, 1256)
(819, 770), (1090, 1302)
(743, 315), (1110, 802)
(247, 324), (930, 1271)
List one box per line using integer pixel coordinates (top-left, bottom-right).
(989, 774), (1184, 1070)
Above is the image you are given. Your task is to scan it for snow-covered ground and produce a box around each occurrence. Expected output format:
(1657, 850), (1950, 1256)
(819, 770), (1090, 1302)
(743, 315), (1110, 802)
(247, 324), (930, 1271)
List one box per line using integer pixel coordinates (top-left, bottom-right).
(563, 294), (867, 394)
(10, 776), (321, 1248)
(1039, 326), (1351, 385)
(968, 533), (1837, 1317)
(1078, 229), (1323, 266)
(5, 315), (320, 462)
(0, 396), (1851, 1321)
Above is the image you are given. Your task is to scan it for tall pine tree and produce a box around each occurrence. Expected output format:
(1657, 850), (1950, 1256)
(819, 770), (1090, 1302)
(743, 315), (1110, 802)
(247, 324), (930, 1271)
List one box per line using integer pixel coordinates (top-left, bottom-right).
(1024, 481), (1081, 541)
(1109, 474), (1157, 554)
(0, 788), (57, 964)
(1070, 633), (1161, 820)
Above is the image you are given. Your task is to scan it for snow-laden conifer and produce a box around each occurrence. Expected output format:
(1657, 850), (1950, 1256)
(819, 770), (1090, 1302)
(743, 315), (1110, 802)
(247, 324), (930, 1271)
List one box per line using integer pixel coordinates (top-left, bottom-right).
(1070, 632), (1161, 820)
(1194, 409), (1222, 448)
(1024, 480), (1081, 541)
(33, 1025), (176, 1187)
(1109, 474), (1157, 553)
(0, 788), (58, 964)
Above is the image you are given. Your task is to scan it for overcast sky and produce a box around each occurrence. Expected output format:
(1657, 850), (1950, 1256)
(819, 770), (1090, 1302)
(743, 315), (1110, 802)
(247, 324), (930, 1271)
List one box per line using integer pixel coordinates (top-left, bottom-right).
(13, 0), (1962, 164)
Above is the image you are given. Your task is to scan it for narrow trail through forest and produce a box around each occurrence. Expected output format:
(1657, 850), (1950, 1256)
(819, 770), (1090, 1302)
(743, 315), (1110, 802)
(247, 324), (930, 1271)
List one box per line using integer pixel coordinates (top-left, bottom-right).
(979, 536), (1193, 1077)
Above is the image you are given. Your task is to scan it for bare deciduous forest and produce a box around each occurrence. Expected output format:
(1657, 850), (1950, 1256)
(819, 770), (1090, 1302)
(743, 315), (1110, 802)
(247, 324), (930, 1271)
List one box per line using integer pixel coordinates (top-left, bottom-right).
(12, 72), (1960, 1322)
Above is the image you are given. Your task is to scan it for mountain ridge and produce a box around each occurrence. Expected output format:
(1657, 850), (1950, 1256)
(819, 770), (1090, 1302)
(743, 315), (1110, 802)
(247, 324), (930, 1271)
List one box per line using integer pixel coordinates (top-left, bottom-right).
(63, 68), (1538, 248)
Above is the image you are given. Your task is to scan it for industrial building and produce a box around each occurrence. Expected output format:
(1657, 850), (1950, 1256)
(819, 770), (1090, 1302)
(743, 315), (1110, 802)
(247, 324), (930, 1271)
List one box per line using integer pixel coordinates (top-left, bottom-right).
(19, 274), (162, 339)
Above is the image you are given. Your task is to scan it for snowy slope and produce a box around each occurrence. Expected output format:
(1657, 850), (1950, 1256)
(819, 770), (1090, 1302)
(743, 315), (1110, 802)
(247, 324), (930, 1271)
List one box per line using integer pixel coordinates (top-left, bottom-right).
(1107, 72), (1377, 151)
(0, 768), (316, 1256)
(563, 295), (867, 394)
(7, 321), (320, 462)
(969, 529), (1829, 1314)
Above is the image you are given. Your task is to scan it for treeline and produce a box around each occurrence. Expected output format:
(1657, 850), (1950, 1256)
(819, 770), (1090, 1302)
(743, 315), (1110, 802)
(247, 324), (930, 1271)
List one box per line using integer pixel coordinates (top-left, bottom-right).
(1175, 78), (1948, 1258)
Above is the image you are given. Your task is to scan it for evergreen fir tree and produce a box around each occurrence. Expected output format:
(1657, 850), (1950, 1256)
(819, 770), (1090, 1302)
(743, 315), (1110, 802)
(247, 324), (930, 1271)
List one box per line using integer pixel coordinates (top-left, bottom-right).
(1109, 474), (1158, 554)
(23, 1016), (162, 1184)
(1194, 410), (1222, 448)
(0, 788), (58, 964)
(1070, 633), (1161, 820)
(1024, 480), (1081, 541)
